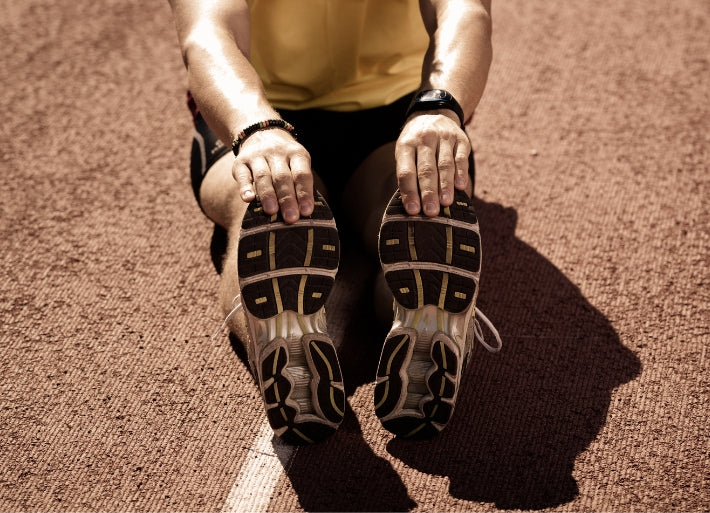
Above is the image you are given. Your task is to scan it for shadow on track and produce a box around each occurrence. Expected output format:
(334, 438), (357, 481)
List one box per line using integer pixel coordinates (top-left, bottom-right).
(275, 237), (417, 512)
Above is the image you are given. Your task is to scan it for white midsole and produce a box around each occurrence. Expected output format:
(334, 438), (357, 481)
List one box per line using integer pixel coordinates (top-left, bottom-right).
(391, 303), (472, 354)
(246, 308), (329, 353)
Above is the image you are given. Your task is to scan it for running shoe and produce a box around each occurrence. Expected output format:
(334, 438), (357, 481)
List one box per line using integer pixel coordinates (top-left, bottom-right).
(374, 189), (501, 439)
(237, 191), (345, 444)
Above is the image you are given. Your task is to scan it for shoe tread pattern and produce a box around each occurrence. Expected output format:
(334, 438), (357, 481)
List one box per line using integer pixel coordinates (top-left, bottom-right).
(239, 191), (344, 444)
(379, 190), (481, 314)
(375, 334), (460, 439)
(259, 340), (344, 445)
(239, 191), (339, 319)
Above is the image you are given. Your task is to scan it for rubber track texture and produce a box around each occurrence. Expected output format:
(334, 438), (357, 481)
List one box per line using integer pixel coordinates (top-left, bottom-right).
(375, 189), (481, 439)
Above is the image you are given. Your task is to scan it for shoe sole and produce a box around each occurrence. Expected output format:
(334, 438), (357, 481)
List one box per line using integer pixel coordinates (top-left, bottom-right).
(238, 192), (345, 444)
(374, 189), (481, 439)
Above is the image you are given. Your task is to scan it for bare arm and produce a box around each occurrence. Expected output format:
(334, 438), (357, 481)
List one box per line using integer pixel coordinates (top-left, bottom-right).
(168, 0), (314, 222)
(396, 0), (493, 216)
(418, 0), (492, 122)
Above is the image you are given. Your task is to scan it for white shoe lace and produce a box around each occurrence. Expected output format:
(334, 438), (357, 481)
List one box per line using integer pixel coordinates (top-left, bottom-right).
(473, 307), (503, 353)
(211, 294), (242, 341)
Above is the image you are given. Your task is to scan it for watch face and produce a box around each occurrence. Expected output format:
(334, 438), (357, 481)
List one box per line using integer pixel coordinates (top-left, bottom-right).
(420, 89), (450, 101)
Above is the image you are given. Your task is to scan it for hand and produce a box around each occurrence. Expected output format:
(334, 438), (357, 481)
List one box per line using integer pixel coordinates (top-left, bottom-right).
(395, 110), (471, 217)
(232, 128), (314, 224)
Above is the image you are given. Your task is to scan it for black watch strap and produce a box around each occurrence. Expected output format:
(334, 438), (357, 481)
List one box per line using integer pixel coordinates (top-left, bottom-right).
(405, 89), (465, 128)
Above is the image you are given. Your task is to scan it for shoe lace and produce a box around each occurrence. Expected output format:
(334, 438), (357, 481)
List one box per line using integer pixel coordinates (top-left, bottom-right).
(211, 294), (242, 341)
(473, 307), (502, 353)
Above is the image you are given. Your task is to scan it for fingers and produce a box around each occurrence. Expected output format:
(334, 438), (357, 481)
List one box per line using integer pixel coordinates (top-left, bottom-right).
(416, 144), (440, 217)
(395, 145), (420, 215)
(437, 137), (455, 207)
(234, 160), (256, 203)
(290, 153), (314, 217)
(231, 129), (314, 224)
(453, 131), (471, 192)
(396, 114), (471, 217)
(249, 156), (279, 214)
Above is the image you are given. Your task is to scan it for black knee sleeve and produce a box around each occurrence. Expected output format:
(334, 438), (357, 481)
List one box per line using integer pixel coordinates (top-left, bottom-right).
(187, 92), (230, 205)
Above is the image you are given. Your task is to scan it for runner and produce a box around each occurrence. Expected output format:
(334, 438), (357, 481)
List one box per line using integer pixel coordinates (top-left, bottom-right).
(168, 0), (501, 444)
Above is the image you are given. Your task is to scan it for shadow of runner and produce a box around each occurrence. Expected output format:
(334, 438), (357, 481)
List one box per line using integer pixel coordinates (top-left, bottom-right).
(386, 199), (642, 510)
(283, 405), (416, 512)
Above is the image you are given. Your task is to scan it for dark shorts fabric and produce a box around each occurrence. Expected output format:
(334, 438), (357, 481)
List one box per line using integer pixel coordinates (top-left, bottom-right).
(274, 94), (414, 206)
(188, 91), (475, 215)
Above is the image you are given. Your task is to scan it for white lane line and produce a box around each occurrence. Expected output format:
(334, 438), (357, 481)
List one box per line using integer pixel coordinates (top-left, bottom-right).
(222, 419), (297, 513)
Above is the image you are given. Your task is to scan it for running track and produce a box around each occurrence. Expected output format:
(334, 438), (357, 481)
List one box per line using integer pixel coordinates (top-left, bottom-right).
(1, 0), (708, 510)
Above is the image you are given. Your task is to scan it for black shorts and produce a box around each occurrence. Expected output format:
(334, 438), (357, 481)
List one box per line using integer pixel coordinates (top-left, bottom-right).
(275, 94), (414, 207)
(189, 92), (475, 215)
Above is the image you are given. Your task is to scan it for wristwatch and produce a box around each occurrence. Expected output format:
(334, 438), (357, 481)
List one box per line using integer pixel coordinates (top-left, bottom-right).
(405, 89), (465, 128)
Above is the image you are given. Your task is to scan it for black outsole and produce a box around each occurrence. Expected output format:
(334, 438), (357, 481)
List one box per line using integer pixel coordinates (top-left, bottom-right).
(239, 192), (344, 444)
(375, 189), (481, 439)
(238, 193), (339, 319)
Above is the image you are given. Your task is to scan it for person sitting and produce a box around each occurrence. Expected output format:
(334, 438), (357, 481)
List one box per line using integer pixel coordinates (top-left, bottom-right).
(168, 0), (500, 444)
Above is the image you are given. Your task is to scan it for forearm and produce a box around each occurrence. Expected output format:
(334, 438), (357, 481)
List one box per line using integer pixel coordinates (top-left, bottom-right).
(419, 0), (492, 122)
(170, 0), (277, 145)
(184, 37), (278, 145)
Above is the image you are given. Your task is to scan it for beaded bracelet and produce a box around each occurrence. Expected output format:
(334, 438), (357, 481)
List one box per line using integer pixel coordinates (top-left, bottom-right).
(231, 119), (296, 156)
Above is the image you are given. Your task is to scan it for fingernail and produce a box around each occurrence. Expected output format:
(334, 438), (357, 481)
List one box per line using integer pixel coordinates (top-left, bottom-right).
(284, 208), (298, 222)
(406, 202), (419, 214)
(300, 200), (313, 215)
(424, 202), (439, 216)
(441, 191), (451, 204)
(263, 198), (278, 213)
(455, 175), (466, 188)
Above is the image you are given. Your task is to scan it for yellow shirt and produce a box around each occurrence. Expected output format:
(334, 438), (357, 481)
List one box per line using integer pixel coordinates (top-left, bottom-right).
(247, 0), (429, 111)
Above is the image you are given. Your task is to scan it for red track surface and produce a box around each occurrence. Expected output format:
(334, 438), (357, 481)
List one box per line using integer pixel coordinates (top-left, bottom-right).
(1, 0), (708, 511)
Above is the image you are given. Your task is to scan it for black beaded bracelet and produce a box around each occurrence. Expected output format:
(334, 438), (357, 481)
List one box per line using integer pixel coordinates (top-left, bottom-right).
(231, 119), (296, 156)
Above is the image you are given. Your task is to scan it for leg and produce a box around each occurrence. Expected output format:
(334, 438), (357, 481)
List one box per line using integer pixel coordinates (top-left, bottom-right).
(342, 143), (399, 257)
(341, 143), (400, 326)
(198, 153), (251, 342)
